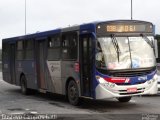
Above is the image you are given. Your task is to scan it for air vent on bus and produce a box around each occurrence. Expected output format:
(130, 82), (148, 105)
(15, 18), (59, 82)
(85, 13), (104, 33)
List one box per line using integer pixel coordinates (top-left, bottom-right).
(116, 81), (146, 86)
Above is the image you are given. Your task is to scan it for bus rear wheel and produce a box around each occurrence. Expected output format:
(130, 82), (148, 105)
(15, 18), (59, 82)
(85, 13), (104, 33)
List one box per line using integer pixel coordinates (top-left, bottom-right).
(20, 75), (29, 95)
(117, 97), (132, 102)
(67, 80), (80, 106)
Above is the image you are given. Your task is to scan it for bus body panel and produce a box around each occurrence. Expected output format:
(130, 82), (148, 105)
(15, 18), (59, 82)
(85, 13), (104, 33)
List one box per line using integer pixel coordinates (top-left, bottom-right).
(46, 61), (62, 94)
(15, 60), (37, 89)
(2, 60), (11, 84)
(2, 43), (16, 85)
(61, 61), (80, 95)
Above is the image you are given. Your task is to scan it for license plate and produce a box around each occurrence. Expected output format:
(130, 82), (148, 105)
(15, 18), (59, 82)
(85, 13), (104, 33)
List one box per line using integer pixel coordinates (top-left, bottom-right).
(127, 88), (137, 93)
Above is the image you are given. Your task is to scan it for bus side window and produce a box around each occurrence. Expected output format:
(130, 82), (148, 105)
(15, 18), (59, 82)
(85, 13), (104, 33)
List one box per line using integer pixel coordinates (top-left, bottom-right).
(62, 32), (78, 60)
(25, 40), (34, 60)
(62, 36), (69, 47)
(2, 43), (9, 61)
(16, 40), (24, 60)
(47, 35), (61, 60)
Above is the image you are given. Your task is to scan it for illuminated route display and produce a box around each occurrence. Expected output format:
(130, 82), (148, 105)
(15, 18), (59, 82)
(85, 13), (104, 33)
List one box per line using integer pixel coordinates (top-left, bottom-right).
(106, 25), (143, 32)
(97, 21), (153, 34)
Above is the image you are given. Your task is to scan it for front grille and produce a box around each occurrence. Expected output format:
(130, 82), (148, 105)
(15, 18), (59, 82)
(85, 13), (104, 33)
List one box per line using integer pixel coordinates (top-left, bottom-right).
(116, 81), (146, 86)
(112, 70), (152, 77)
(97, 67), (156, 77)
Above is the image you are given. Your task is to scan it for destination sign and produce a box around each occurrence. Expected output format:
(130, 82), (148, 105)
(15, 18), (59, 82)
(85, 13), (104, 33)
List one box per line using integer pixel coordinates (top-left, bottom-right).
(106, 25), (142, 32)
(97, 22), (153, 34)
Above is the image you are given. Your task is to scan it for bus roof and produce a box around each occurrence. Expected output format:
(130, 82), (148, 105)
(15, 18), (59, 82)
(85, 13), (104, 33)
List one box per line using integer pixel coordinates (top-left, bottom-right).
(2, 20), (153, 43)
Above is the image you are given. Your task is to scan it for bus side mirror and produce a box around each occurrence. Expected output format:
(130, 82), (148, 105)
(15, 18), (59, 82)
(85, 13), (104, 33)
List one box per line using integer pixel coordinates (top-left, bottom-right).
(154, 39), (158, 59)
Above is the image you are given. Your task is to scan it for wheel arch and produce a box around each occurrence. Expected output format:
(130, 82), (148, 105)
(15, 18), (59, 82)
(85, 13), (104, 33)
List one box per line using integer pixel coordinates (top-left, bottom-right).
(65, 77), (77, 96)
(65, 77), (81, 105)
(19, 72), (25, 84)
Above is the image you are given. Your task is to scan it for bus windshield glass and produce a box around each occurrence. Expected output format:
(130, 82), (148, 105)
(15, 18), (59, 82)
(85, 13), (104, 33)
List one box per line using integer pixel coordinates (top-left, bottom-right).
(96, 36), (156, 70)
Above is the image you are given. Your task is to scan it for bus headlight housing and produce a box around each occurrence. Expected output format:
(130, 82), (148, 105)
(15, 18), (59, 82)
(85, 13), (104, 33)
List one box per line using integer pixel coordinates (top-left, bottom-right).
(110, 83), (116, 88)
(147, 80), (152, 84)
(96, 75), (107, 84)
(152, 78), (156, 82)
(146, 75), (157, 85)
(96, 76), (116, 88)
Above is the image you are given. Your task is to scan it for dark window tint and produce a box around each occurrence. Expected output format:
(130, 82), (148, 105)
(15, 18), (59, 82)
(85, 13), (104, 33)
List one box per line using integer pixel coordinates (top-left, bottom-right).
(2, 43), (9, 60)
(16, 40), (24, 60)
(62, 32), (78, 60)
(16, 51), (23, 60)
(47, 35), (61, 60)
(17, 41), (23, 50)
(26, 40), (34, 50)
(48, 37), (60, 47)
(25, 40), (34, 60)
(48, 48), (61, 60)
(25, 50), (34, 60)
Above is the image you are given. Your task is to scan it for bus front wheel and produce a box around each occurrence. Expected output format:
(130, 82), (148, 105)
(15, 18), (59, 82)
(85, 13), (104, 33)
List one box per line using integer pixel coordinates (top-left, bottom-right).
(67, 80), (80, 106)
(20, 75), (29, 95)
(117, 97), (132, 102)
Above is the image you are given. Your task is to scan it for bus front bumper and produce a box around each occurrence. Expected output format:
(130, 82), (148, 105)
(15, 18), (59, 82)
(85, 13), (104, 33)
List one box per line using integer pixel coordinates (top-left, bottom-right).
(95, 75), (158, 100)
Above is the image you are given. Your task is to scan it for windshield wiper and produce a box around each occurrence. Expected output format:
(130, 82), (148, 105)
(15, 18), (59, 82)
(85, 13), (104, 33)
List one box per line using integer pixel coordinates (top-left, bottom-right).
(140, 34), (156, 56)
(127, 37), (133, 68)
(140, 34), (154, 48)
(111, 34), (121, 62)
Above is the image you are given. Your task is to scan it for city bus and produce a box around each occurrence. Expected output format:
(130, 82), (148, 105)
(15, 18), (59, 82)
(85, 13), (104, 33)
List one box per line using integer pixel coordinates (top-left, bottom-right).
(2, 20), (158, 105)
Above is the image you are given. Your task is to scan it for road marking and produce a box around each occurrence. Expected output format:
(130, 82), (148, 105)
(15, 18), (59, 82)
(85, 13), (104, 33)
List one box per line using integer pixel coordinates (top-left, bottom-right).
(11, 112), (25, 114)
(30, 111), (38, 114)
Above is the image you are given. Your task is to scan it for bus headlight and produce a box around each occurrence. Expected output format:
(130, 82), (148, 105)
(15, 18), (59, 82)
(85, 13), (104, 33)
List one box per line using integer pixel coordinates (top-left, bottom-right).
(146, 75), (157, 84)
(152, 78), (156, 82)
(110, 83), (116, 88)
(96, 76), (115, 88)
(153, 75), (158, 82)
(147, 80), (152, 84)
(96, 76), (108, 84)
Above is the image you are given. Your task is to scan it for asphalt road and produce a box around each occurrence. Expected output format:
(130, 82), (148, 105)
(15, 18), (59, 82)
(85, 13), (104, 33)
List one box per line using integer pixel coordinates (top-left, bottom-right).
(0, 73), (160, 120)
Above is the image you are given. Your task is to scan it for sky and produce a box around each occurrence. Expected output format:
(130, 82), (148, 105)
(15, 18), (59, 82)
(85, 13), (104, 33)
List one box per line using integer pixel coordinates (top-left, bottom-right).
(0, 0), (160, 48)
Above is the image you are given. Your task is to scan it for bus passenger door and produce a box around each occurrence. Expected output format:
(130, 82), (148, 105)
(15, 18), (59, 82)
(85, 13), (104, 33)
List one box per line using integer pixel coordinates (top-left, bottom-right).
(9, 44), (16, 84)
(79, 34), (95, 97)
(36, 40), (47, 90)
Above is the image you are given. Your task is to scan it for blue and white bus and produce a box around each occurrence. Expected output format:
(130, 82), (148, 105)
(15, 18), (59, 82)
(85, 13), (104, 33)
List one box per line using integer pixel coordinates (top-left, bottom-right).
(2, 20), (158, 105)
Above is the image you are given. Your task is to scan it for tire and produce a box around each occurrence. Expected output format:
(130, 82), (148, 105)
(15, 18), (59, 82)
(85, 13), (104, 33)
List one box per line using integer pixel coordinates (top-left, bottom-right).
(117, 97), (132, 102)
(67, 80), (80, 106)
(20, 75), (29, 95)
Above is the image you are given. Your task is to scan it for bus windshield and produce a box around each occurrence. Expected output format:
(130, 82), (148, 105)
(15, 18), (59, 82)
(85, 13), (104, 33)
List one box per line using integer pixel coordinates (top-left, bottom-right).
(96, 36), (156, 70)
